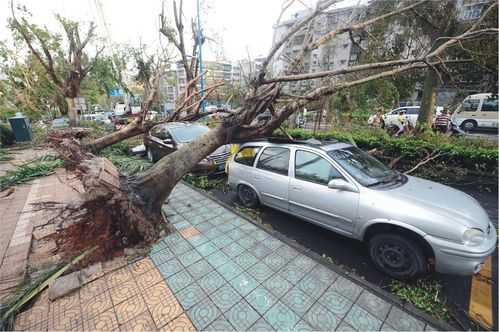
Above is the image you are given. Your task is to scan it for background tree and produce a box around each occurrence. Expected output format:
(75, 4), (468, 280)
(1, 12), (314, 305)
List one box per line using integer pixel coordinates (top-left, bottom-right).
(9, 3), (104, 126)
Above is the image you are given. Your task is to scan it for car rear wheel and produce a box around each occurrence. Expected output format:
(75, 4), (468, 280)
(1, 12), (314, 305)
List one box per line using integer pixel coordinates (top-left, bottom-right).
(460, 120), (477, 131)
(368, 233), (426, 280)
(237, 185), (259, 208)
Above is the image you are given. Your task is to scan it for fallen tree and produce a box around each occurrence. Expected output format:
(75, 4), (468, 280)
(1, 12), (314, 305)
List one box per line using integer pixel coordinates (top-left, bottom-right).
(43, 0), (498, 259)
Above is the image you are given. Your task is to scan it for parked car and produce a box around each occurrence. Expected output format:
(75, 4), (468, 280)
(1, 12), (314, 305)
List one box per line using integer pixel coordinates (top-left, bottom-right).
(51, 117), (69, 129)
(381, 106), (443, 128)
(144, 122), (230, 174)
(451, 93), (498, 131)
(227, 139), (496, 279)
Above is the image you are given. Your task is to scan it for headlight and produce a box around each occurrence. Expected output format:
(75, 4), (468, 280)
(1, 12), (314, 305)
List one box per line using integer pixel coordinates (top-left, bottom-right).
(462, 228), (485, 246)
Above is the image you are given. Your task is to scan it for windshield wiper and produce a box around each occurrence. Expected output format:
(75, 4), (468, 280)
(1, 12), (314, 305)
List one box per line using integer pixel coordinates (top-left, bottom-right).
(366, 173), (402, 187)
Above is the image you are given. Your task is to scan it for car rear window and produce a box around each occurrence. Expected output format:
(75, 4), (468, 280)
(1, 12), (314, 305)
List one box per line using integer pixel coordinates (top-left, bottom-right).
(234, 147), (261, 166)
(481, 96), (498, 112)
(256, 147), (290, 176)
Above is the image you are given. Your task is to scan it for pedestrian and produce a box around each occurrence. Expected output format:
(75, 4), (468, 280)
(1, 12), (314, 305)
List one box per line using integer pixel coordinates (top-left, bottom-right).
(393, 111), (408, 137)
(368, 110), (383, 128)
(434, 108), (451, 133)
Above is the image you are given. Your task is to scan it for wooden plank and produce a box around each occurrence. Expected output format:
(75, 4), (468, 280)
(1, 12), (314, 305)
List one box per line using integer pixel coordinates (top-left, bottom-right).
(469, 257), (493, 330)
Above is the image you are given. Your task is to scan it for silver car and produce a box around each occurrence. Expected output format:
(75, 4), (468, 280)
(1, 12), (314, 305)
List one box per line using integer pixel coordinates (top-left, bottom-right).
(227, 140), (497, 279)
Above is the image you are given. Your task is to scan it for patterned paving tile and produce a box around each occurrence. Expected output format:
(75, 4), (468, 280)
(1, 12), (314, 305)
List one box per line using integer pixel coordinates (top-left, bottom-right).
(281, 286), (314, 316)
(226, 299), (260, 331)
(262, 237), (284, 251)
(294, 319), (314, 332)
(80, 291), (114, 321)
(119, 310), (156, 331)
(222, 242), (245, 258)
(109, 279), (140, 305)
(80, 279), (108, 302)
(216, 261), (244, 281)
(279, 262), (307, 284)
(263, 274), (292, 298)
(150, 248), (175, 266)
(380, 322), (398, 331)
(211, 284), (242, 313)
(187, 259), (214, 280)
(247, 261), (274, 283)
(82, 307), (119, 331)
(135, 267), (163, 292)
(114, 295), (147, 325)
(385, 306), (425, 331)
(251, 229), (270, 242)
(226, 228), (246, 241)
(355, 291), (392, 320)
(212, 234), (234, 249)
(176, 283), (207, 310)
(250, 317), (275, 331)
(205, 228), (223, 240)
(106, 266), (133, 289)
(250, 244), (273, 259)
(336, 321), (357, 331)
(163, 233), (184, 247)
(344, 304), (383, 331)
(263, 251), (288, 271)
(174, 220), (191, 230)
(297, 273), (328, 300)
(206, 251), (230, 268)
(187, 234), (210, 247)
(229, 272), (259, 297)
(166, 269), (194, 293)
(290, 255), (317, 272)
(190, 215), (207, 225)
(170, 240), (193, 256)
(205, 316), (235, 331)
(234, 251), (259, 270)
(157, 258), (184, 278)
(239, 222), (259, 233)
(217, 222), (237, 233)
(278, 245), (299, 261)
(150, 240), (169, 254)
(246, 286), (277, 315)
(196, 241), (218, 257)
(264, 301), (300, 331)
(188, 297), (221, 330)
(237, 236), (258, 250)
(329, 277), (363, 301)
(143, 281), (183, 328)
(179, 226), (201, 239)
(198, 270), (225, 295)
(309, 264), (339, 286)
(178, 249), (203, 267)
(318, 288), (354, 318)
(195, 221), (213, 233)
(166, 314), (196, 332)
(304, 302), (339, 331)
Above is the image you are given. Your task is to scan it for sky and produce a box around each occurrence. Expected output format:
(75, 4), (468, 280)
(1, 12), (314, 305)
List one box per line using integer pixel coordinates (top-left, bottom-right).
(0, 0), (358, 61)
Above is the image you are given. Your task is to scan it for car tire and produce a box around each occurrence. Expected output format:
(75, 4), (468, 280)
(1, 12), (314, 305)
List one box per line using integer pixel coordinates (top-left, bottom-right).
(237, 185), (259, 208)
(460, 120), (477, 131)
(368, 233), (427, 280)
(146, 148), (157, 162)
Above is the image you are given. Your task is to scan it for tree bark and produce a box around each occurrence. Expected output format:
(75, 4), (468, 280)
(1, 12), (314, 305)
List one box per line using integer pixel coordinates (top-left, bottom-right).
(66, 97), (78, 127)
(86, 120), (146, 152)
(417, 68), (438, 128)
(129, 124), (227, 215)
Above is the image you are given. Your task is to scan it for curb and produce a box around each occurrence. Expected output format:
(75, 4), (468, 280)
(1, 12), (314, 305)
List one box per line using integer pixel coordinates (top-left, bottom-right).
(180, 180), (456, 331)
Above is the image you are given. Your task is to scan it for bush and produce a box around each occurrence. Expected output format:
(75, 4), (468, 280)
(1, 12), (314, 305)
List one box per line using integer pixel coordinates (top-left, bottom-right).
(0, 123), (15, 146)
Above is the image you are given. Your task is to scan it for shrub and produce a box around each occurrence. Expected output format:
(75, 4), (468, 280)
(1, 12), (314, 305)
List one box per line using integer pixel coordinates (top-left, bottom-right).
(0, 123), (15, 146)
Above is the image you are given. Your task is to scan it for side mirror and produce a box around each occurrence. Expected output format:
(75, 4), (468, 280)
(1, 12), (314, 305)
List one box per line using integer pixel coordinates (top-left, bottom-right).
(328, 179), (358, 192)
(163, 138), (174, 145)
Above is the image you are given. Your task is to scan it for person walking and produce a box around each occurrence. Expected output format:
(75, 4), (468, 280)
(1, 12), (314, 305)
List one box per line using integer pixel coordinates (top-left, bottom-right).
(434, 108), (451, 133)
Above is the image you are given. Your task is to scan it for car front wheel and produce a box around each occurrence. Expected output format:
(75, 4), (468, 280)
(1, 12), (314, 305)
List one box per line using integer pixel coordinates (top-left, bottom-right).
(460, 120), (477, 131)
(237, 185), (259, 208)
(368, 233), (426, 280)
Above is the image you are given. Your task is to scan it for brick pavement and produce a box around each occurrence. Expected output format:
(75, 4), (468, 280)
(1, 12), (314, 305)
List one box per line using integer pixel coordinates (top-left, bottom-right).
(13, 183), (440, 331)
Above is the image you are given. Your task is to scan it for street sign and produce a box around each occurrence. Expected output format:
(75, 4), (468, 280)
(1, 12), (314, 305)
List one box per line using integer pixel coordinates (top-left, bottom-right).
(109, 88), (124, 97)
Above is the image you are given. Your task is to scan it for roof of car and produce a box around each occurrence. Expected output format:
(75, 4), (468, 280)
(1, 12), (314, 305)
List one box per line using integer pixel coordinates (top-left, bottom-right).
(241, 137), (353, 151)
(156, 122), (207, 130)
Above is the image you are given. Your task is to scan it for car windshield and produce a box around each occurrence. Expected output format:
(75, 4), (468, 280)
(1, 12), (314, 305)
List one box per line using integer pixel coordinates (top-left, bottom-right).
(170, 125), (210, 143)
(327, 146), (398, 186)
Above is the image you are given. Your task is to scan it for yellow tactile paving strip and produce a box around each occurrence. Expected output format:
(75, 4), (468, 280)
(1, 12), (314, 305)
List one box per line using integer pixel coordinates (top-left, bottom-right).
(469, 256), (493, 330)
(13, 257), (195, 331)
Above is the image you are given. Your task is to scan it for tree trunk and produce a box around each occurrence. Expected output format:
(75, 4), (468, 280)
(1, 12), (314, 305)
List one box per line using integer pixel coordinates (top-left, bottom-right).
(86, 120), (145, 153)
(416, 68), (438, 129)
(66, 97), (78, 127)
(129, 124), (227, 215)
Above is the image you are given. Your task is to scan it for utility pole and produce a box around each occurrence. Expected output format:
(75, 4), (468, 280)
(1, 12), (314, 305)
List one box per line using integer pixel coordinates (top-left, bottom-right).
(197, 0), (206, 113)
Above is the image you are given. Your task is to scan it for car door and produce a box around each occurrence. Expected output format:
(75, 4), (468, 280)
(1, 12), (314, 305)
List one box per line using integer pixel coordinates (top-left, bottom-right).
(254, 147), (290, 212)
(289, 149), (359, 235)
(457, 97), (481, 126)
(478, 95), (498, 128)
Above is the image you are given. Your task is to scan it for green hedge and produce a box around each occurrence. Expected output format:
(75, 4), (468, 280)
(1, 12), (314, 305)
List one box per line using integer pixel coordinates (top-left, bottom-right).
(284, 128), (498, 174)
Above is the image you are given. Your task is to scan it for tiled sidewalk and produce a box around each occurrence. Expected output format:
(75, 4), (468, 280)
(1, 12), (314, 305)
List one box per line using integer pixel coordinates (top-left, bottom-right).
(13, 183), (437, 331)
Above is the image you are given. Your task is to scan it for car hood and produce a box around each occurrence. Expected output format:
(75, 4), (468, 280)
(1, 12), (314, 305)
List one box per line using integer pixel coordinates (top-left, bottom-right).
(385, 176), (490, 230)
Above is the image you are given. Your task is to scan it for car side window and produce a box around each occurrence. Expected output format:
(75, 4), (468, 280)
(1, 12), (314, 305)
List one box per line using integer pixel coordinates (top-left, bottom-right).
(256, 147), (290, 176)
(234, 147), (261, 166)
(406, 108), (419, 115)
(463, 99), (480, 112)
(295, 150), (343, 185)
(481, 96), (498, 112)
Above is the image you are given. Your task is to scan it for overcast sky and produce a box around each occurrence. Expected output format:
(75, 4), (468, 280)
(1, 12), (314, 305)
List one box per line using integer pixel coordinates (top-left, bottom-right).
(0, 0), (358, 61)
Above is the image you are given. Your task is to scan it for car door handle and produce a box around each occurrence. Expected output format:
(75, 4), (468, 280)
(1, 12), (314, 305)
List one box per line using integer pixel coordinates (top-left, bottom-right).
(291, 186), (302, 190)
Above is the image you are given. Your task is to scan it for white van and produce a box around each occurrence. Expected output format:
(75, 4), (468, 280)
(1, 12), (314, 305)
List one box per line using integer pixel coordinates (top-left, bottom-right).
(114, 103), (128, 116)
(452, 93), (498, 130)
